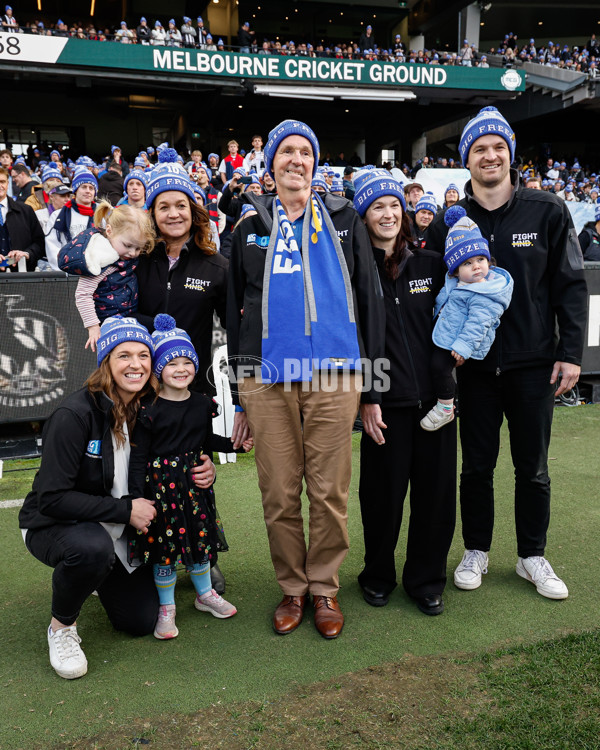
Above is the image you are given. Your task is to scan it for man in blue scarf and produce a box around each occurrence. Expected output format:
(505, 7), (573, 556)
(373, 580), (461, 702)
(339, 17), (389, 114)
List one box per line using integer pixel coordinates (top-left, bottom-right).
(227, 120), (384, 640)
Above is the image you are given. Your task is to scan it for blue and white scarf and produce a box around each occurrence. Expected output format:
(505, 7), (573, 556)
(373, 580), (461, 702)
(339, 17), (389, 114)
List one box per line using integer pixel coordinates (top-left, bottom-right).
(261, 192), (360, 383)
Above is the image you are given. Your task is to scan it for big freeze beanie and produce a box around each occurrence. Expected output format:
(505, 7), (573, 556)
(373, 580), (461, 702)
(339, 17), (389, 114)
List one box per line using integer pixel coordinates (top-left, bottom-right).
(443, 206), (490, 274)
(96, 316), (152, 367)
(71, 167), (98, 194)
(264, 120), (320, 180)
(151, 314), (199, 377)
(458, 106), (515, 167)
(145, 148), (196, 206)
(353, 170), (406, 217)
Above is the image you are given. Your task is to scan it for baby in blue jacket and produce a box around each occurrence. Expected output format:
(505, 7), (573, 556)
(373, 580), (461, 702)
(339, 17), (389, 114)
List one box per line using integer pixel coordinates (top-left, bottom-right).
(421, 205), (514, 431)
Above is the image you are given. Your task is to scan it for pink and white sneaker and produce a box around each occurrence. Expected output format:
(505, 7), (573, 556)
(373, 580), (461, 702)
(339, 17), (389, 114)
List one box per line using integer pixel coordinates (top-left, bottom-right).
(154, 604), (179, 639)
(194, 589), (237, 619)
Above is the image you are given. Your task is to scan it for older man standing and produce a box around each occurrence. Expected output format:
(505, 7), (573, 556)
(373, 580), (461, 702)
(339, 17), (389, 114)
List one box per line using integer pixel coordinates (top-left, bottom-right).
(227, 120), (383, 639)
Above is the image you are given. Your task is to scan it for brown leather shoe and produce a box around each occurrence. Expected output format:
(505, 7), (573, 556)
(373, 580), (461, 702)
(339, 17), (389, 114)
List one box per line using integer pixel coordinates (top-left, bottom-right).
(313, 595), (344, 639)
(273, 595), (308, 635)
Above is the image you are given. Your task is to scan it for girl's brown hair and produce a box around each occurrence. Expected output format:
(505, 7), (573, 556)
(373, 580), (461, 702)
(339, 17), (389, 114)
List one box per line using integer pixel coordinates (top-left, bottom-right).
(85, 357), (158, 447)
(94, 200), (156, 255)
(150, 195), (216, 256)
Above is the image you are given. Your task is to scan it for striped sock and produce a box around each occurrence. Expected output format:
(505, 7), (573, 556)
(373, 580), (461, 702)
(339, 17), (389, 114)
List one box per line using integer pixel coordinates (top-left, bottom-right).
(187, 562), (211, 597)
(153, 564), (177, 605)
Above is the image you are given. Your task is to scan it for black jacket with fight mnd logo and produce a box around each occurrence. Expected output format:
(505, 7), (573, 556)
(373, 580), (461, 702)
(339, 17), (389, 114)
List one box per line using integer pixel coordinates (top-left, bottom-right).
(226, 192), (385, 403)
(373, 244), (446, 408)
(135, 237), (228, 392)
(425, 170), (587, 373)
(19, 389), (132, 531)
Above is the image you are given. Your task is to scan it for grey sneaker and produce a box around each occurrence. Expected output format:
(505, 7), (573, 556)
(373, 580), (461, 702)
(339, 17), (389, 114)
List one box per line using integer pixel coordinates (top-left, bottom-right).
(420, 404), (455, 432)
(454, 549), (489, 590)
(47, 624), (88, 679)
(154, 604), (179, 639)
(516, 556), (568, 600)
(194, 589), (237, 619)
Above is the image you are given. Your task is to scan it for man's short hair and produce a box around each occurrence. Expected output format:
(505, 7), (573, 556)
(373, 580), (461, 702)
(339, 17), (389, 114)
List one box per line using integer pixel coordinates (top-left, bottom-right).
(525, 176), (541, 188)
(227, 140), (239, 148)
(12, 163), (30, 175)
(108, 161), (123, 173)
(252, 135), (263, 141)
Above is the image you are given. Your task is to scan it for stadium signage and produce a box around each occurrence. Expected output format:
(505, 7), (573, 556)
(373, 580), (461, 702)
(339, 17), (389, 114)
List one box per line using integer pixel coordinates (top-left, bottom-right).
(0, 36), (526, 92)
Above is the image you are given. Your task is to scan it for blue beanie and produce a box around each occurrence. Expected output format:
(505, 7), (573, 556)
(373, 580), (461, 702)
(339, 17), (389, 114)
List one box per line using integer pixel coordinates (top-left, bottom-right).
(445, 182), (460, 197)
(331, 178), (344, 192)
(50, 149), (60, 159)
(111, 145), (120, 153)
(97, 316), (152, 367)
(353, 171), (406, 217)
(146, 150), (196, 206)
(71, 168), (98, 194)
(41, 164), (62, 184)
(311, 174), (329, 192)
(244, 174), (262, 190)
(264, 120), (320, 180)
(208, 152), (219, 163)
(151, 314), (199, 377)
(134, 156), (146, 168)
(458, 106), (515, 167)
(124, 169), (148, 193)
(595, 205), (600, 222)
(415, 193), (438, 216)
(239, 202), (256, 219)
(443, 206), (490, 274)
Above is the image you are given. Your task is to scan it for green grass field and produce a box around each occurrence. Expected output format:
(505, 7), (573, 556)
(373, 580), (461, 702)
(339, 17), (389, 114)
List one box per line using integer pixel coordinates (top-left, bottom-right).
(1, 405), (598, 749)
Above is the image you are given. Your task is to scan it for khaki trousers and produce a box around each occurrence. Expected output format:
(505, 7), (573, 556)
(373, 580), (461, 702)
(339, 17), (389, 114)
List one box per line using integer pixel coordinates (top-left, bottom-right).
(239, 375), (361, 597)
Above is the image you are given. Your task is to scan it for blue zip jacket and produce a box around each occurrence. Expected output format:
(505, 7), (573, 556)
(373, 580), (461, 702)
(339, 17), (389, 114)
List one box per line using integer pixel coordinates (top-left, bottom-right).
(432, 266), (514, 360)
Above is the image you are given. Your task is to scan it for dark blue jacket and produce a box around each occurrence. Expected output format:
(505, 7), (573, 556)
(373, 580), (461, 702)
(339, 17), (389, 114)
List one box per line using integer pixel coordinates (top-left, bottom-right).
(58, 227), (138, 320)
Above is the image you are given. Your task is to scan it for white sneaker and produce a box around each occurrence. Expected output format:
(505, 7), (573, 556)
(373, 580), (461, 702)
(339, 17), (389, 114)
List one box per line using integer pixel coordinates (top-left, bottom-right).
(47, 624), (88, 680)
(516, 556), (569, 600)
(420, 405), (455, 432)
(154, 604), (179, 639)
(454, 549), (489, 590)
(194, 589), (237, 619)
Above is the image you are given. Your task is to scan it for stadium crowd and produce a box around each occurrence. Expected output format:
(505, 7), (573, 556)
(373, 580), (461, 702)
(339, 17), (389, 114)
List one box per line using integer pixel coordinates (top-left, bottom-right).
(2, 133), (600, 273)
(2, 5), (598, 74)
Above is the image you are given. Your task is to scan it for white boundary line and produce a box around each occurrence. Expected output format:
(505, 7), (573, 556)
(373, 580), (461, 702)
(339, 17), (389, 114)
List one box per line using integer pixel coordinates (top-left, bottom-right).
(0, 499), (24, 508)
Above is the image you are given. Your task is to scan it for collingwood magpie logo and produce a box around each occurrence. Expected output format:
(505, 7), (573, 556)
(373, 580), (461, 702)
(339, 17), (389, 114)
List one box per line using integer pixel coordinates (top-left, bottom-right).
(0, 295), (68, 408)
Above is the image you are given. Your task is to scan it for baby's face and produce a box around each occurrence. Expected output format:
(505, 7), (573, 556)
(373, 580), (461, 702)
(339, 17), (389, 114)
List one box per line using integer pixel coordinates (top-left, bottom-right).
(457, 255), (489, 284)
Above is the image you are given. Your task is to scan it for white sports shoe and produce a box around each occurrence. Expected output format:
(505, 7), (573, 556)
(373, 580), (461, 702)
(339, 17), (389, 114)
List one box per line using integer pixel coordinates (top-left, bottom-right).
(516, 556), (569, 600)
(47, 624), (88, 679)
(154, 604), (179, 639)
(194, 589), (237, 619)
(454, 549), (489, 590)
(420, 404), (455, 432)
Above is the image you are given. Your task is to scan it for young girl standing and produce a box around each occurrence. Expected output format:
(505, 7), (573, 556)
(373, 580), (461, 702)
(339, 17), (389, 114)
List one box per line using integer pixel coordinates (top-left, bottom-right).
(129, 314), (251, 639)
(58, 201), (155, 352)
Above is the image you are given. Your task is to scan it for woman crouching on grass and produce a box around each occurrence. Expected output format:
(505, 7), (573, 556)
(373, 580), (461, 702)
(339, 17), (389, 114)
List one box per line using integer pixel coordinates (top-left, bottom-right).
(18, 316), (216, 680)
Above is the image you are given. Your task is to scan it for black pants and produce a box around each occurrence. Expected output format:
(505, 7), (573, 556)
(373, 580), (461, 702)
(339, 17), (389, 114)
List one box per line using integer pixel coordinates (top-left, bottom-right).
(456, 364), (555, 558)
(431, 346), (457, 400)
(358, 402), (457, 599)
(26, 522), (158, 635)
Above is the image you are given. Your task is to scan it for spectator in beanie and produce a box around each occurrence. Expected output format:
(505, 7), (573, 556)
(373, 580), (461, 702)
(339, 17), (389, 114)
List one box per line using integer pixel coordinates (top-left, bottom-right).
(137, 17), (151, 44)
(0, 167), (45, 272)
